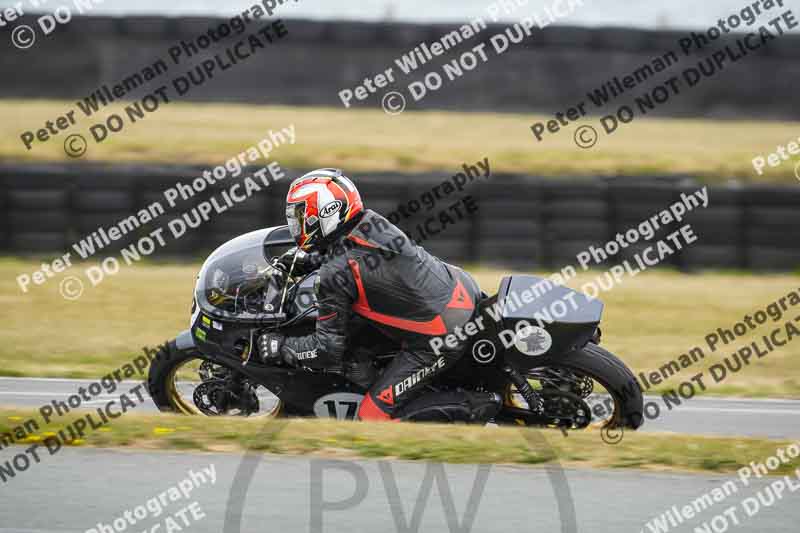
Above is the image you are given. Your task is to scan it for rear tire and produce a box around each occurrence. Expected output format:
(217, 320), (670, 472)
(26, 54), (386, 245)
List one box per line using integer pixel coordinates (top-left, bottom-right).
(541, 343), (644, 429)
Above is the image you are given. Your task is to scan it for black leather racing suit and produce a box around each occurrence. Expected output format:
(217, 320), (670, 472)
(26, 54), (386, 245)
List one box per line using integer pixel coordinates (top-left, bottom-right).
(283, 209), (488, 420)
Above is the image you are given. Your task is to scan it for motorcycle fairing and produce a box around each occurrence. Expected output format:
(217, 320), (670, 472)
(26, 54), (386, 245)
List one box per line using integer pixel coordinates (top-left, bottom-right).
(497, 275), (603, 370)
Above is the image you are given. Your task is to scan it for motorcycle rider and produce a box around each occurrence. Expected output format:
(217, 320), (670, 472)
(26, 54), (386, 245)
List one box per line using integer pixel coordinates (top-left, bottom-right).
(259, 168), (501, 422)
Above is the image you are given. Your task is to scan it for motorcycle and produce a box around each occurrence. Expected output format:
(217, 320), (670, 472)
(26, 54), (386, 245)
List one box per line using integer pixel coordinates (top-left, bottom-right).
(147, 225), (644, 431)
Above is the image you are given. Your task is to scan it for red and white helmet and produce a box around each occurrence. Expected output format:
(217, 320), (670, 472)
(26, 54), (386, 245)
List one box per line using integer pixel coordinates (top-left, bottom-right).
(285, 169), (364, 251)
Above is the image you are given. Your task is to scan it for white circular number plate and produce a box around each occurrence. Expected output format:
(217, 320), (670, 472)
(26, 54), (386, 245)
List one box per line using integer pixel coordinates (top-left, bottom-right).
(514, 325), (553, 356)
(313, 392), (364, 420)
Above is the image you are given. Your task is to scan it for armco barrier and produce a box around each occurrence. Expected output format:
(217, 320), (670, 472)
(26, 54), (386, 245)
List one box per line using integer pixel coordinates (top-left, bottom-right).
(0, 163), (798, 271)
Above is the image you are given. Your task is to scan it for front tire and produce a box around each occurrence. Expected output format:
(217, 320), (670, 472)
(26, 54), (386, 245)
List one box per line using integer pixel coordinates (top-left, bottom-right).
(147, 340), (203, 414)
(146, 340), (283, 417)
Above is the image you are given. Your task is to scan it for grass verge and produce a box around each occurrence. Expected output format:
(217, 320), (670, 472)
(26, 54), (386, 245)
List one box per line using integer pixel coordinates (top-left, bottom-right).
(3, 99), (800, 183)
(2, 407), (798, 475)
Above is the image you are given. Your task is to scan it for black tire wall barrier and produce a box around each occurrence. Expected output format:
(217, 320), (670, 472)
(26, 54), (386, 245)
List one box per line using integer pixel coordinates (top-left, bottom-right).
(2, 15), (799, 118)
(1, 163), (799, 271)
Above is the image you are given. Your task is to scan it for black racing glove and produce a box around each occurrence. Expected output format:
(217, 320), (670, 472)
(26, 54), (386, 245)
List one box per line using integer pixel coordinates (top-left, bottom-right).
(258, 332), (285, 363)
(281, 334), (343, 374)
(276, 247), (322, 275)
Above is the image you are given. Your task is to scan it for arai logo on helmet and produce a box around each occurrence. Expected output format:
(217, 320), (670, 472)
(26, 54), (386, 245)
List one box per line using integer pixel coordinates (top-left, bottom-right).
(514, 325), (553, 356)
(320, 200), (344, 218)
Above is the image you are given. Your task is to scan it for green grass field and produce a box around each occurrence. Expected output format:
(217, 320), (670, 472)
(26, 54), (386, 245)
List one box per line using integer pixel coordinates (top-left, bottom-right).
(2, 99), (800, 183)
(2, 407), (798, 474)
(2, 258), (799, 397)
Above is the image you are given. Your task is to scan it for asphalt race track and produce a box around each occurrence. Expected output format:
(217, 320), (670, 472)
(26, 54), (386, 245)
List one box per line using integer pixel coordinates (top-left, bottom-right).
(2, 377), (800, 532)
(1, 377), (799, 439)
(1, 448), (798, 533)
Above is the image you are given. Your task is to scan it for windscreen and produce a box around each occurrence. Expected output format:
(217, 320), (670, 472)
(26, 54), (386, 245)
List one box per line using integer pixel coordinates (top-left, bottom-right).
(195, 228), (283, 321)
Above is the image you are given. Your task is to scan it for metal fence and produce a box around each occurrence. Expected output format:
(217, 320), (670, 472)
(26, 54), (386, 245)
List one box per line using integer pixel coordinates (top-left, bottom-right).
(1, 164), (798, 271)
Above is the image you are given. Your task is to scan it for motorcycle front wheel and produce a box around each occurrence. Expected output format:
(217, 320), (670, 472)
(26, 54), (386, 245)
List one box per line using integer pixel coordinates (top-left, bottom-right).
(147, 340), (283, 418)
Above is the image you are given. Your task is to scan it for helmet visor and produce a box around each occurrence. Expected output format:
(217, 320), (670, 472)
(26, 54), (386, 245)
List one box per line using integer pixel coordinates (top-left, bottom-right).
(286, 203), (305, 241)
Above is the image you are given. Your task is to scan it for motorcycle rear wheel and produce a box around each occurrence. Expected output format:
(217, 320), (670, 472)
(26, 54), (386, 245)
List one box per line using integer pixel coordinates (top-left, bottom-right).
(500, 342), (644, 430)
